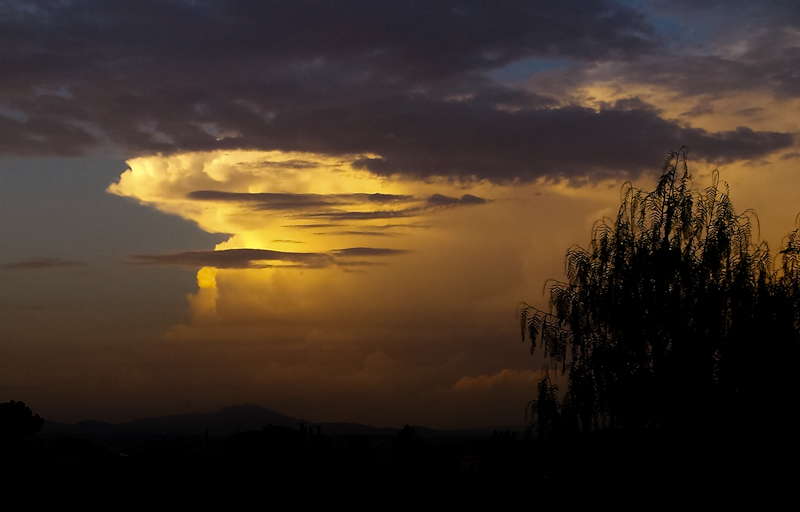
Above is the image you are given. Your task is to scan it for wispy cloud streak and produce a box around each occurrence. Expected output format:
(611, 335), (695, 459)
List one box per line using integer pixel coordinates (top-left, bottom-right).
(129, 247), (409, 269)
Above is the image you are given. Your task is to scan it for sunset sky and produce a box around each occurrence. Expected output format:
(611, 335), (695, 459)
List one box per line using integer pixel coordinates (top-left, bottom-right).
(2, 0), (800, 429)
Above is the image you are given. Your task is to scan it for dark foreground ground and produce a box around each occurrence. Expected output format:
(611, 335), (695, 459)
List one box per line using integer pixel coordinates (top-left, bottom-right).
(4, 425), (796, 505)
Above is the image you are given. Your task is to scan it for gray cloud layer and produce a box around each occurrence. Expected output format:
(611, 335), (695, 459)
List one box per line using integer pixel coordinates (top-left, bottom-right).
(187, 190), (489, 221)
(0, 257), (85, 270)
(540, 1), (800, 101)
(130, 247), (408, 269)
(130, 249), (335, 269)
(1, 0), (794, 180)
(186, 191), (416, 210)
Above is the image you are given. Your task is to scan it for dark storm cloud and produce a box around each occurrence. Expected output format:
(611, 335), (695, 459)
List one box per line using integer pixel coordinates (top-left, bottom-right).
(297, 190), (488, 220)
(1, 0), (655, 86)
(129, 247), (408, 268)
(427, 194), (487, 206)
(331, 248), (409, 257)
(301, 209), (422, 221)
(1, 258), (85, 270)
(564, 1), (800, 100)
(650, 0), (800, 54)
(654, 0), (800, 22)
(614, 53), (800, 99)
(282, 224), (343, 229)
(130, 249), (335, 269)
(687, 127), (794, 162)
(186, 191), (415, 210)
(341, 99), (792, 179)
(735, 108), (765, 118)
(282, 223), (422, 236)
(0, 0), (791, 180)
(189, 190), (488, 220)
(334, 261), (387, 268)
(316, 231), (400, 237)
(680, 106), (714, 118)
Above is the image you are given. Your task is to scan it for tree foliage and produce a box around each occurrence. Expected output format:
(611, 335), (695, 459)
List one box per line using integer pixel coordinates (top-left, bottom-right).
(0, 400), (44, 446)
(520, 148), (800, 435)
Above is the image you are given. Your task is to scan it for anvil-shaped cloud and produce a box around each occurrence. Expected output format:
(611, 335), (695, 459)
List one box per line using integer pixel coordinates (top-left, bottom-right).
(110, 150), (488, 269)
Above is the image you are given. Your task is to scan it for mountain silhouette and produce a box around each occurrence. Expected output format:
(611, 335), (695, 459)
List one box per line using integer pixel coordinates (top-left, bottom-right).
(39, 404), (524, 442)
(41, 404), (299, 438)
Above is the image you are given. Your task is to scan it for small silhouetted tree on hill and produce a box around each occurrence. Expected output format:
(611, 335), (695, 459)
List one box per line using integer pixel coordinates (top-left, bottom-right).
(520, 148), (800, 437)
(392, 424), (425, 470)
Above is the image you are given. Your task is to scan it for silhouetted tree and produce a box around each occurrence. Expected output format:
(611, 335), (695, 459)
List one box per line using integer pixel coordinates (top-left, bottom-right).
(0, 400), (44, 449)
(393, 424), (424, 451)
(526, 375), (562, 439)
(520, 148), (800, 436)
(392, 424), (425, 470)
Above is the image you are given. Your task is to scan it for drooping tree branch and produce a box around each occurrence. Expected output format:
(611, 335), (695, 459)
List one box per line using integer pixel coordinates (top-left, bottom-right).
(521, 148), (800, 435)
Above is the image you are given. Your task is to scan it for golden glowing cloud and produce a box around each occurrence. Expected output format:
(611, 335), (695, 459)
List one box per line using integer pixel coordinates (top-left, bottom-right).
(105, 146), (800, 428)
(104, 149), (622, 427)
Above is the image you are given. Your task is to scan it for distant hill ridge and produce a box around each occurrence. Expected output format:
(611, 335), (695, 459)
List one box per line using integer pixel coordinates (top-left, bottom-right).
(39, 404), (523, 439)
(40, 404), (398, 438)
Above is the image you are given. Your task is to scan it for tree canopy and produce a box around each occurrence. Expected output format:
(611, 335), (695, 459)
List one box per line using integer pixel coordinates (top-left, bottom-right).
(520, 149), (800, 436)
(0, 400), (44, 446)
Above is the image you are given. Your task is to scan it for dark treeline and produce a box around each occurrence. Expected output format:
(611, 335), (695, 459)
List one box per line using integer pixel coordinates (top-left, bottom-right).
(3, 404), (779, 501)
(0, 407), (569, 502)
